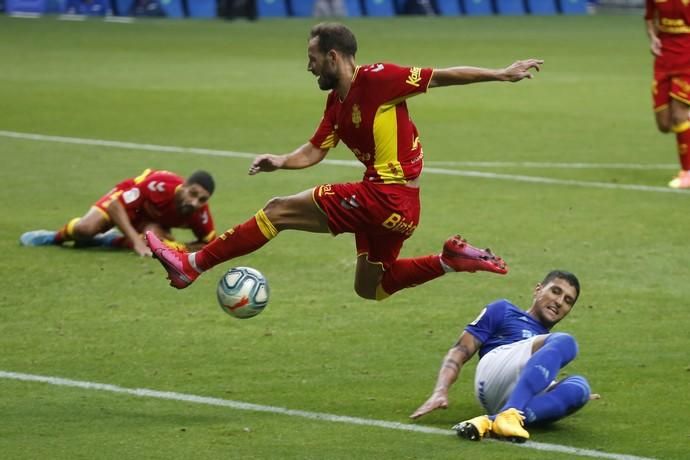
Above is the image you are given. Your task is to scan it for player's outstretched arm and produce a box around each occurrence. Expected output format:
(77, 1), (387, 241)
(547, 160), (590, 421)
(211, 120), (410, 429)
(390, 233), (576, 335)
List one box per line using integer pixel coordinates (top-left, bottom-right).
(249, 143), (328, 175)
(429, 59), (543, 88)
(409, 332), (480, 420)
(107, 200), (152, 257)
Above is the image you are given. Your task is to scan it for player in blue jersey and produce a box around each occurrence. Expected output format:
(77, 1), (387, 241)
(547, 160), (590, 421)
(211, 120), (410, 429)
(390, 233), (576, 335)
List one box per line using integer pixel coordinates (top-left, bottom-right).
(410, 270), (599, 443)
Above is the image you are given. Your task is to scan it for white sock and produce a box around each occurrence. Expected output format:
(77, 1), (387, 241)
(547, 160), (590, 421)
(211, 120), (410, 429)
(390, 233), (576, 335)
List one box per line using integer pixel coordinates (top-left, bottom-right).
(439, 254), (455, 273)
(187, 252), (203, 274)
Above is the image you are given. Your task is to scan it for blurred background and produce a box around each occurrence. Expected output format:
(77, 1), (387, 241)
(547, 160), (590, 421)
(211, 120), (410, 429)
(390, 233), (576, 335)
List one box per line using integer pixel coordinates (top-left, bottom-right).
(1, 0), (643, 20)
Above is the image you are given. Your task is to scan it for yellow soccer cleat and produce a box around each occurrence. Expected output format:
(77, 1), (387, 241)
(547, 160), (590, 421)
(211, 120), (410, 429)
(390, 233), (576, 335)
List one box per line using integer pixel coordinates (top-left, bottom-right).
(452, 415), (492, 441)
(491, 408), (529, 443)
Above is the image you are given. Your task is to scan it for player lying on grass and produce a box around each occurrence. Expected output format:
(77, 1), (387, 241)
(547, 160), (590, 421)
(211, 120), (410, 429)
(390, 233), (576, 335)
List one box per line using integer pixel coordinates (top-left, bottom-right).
(146, 22), (544, 299)
(410, 270), (599, 442)
(20, 169), (216, 257)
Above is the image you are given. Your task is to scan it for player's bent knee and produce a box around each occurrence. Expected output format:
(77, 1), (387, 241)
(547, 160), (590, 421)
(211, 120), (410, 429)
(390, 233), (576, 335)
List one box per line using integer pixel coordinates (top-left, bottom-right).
(72, 221), (100, 239)
(353, 282), (377, 300)
(560, 375), (591, 408)
(656, 123), (672, 134)
(546, 332), (579, 362)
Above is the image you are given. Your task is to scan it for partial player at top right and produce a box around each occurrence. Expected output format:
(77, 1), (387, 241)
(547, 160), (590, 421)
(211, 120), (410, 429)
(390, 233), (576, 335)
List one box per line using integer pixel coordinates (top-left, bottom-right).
(645, 0), (690, 189)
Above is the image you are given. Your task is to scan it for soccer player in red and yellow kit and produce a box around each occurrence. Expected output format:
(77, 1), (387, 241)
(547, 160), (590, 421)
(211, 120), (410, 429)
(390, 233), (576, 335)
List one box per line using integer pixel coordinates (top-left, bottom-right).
(645, 0), (690, 188)
(146, 23), (543, 300)
(20, 169), (216, 257)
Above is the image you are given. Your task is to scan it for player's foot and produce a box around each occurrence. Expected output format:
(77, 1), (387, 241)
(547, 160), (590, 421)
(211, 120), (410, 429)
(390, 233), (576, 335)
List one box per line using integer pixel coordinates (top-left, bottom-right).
(452, 415), (492, 441)
(441, 235), (508, 275)
(145, 231), (199, 289)
(491, 408), (529, 443)
(668, 170), (690, 189)
(73, 229), (122, 248)
(19, 230), (58, 246)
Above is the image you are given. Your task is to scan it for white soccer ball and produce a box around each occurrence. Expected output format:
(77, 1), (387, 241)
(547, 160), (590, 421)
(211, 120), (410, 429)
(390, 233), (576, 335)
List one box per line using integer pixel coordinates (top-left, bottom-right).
(217, 267), (269, 319)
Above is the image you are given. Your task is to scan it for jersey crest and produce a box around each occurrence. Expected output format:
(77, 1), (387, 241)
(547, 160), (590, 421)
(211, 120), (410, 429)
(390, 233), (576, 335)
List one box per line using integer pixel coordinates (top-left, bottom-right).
(352, 104), (362, 128)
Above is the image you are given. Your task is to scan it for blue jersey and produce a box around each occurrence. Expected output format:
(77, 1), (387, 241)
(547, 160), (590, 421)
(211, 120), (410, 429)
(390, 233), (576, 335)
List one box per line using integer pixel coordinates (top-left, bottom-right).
(465, 299), (549, 359)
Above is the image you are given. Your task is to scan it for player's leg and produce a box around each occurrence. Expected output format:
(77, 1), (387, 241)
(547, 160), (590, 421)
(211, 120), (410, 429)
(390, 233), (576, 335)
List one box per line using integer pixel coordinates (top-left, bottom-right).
(668, 90), (690, 189)
(20, 207), (111, 247)
(498, 333), (578, 412)
(521, 375), (592, 425)
(146, 188), (329, 289)
(56, 188), (117, 245)
(653, 70), (672, 133)
(455, 339), (536, 442)
(356, 192), (506, 301)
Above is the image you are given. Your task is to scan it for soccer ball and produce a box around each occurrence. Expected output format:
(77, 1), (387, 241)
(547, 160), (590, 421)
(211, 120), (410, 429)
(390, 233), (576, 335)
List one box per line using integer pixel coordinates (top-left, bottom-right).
(217, 267), (269, 319)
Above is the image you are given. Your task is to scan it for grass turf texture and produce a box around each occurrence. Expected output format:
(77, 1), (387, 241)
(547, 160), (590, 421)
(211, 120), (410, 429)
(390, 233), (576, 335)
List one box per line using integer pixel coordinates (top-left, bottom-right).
(1, 14), (688, 460)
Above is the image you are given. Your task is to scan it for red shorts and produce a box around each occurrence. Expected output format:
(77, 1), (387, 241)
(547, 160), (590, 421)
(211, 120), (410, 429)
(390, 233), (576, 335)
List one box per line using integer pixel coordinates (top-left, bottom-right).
(312, 181), (420, 268)
(93, 187), (122, 222)
(653, 70), (690, 111)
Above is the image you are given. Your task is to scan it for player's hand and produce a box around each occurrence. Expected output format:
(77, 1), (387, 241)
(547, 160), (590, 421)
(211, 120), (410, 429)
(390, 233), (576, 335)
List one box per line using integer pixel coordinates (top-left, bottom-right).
(249, 154), (285, 175)
(650, 37), (662, 57)
(133, 240), (153, 257)
(501, 59), (544, 82)
(589, 393), (601, 401)
(409, 392), (449, 420)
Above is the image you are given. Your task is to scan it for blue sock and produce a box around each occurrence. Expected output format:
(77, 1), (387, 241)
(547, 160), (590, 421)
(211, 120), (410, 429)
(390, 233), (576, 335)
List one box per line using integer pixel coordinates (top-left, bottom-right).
(523, 375), (591, 425)
(499, 333), (579, 413)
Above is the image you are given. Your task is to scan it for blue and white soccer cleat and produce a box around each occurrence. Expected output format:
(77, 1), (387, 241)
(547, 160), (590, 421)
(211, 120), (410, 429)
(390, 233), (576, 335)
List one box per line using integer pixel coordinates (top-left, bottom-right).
(93, 228), (121, 247)
(19, 230), (58, 246)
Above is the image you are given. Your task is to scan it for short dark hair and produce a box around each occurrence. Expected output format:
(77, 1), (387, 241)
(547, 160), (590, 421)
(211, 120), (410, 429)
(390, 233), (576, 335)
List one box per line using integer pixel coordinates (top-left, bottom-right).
(309, 22), (357, 57)
(542, 270), (580, 300)
(186, 170), (215, 195)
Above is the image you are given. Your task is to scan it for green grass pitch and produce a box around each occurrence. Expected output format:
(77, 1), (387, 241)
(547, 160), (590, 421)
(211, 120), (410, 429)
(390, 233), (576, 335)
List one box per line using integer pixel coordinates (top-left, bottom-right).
(0, 13), (688, 460)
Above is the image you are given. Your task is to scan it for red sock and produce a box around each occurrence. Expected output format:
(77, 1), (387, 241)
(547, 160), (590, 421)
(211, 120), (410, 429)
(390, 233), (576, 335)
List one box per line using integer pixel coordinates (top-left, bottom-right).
(111, 236), (132, 249)
(379, 255), (445, 297)
(673, 121), (690, 170)
(195, 210), (277, 271)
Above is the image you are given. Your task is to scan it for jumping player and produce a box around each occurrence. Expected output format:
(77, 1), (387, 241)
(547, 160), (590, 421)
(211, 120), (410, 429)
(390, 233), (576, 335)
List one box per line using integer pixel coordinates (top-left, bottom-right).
(410, 270), (598, 443)
(645, 0), (690, 188)
(20, 169), (216, 256)
(146, 23), (543, 300)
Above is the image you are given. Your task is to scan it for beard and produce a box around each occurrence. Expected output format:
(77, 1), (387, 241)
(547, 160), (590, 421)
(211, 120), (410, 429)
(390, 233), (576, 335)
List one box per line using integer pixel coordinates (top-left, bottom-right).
(317, 72), (337, 91)
(178, 203), (195, 216)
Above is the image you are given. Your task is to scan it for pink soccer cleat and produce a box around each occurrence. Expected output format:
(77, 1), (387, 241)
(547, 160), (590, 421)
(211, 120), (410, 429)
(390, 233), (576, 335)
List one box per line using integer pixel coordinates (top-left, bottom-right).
(441, 235), (508, 275)
(145, 231), (200, 289)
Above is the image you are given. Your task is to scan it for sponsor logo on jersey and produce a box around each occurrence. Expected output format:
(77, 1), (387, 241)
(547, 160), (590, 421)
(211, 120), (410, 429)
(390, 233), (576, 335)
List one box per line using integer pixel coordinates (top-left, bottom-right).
(317, 184), (335, 197)
(406, 67), (423, 87)
(381, 212), (417, 236)
(147, 181), (166, 192)
(122, 187), (141, 204)
(339, 194), (360, 210)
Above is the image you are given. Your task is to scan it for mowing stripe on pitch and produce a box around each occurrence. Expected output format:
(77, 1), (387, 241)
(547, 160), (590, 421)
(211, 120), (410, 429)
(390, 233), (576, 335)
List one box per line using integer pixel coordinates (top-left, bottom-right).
(0, 130), (687, 195)
(0, 370), (654, 460)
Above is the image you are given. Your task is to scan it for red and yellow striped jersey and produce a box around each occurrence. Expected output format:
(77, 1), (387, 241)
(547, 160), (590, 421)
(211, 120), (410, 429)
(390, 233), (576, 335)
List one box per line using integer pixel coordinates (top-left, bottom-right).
(309, 63), (433, 184)
(646, 0), (690, 71)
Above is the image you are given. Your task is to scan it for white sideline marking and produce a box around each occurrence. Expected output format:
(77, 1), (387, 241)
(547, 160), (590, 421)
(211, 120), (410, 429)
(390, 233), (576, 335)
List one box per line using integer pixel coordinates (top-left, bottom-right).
(0, 130), (687, 195)
(424, 160), (676, 170)
(0, 370), (654, 460)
